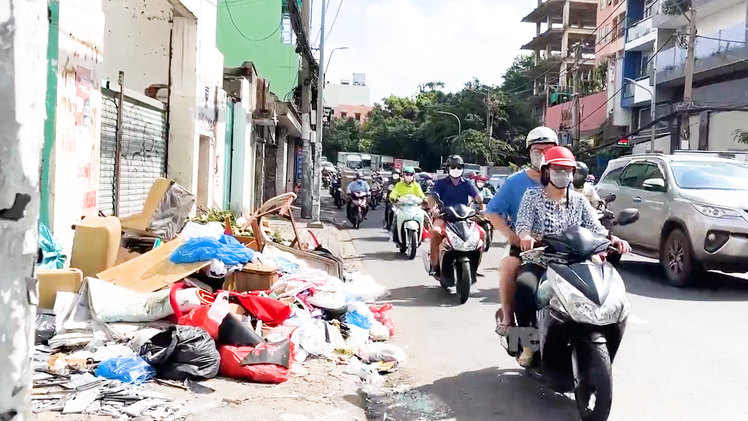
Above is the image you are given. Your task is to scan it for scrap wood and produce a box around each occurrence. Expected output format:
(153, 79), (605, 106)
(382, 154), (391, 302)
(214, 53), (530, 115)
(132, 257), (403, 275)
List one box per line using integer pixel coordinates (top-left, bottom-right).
(96, 239), (210, 293)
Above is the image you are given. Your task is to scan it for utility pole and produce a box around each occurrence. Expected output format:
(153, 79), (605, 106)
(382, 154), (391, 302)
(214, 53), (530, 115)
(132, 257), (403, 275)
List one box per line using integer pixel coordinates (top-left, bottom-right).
(309, 0), (326, 228)
(649, 47), (658, 153)
(485, 90), (493, 163)
(300, 0), (313, 218)
(1, 1), (46, 420)
(572, 43), (582, 147)
(681, 7), (697, 150)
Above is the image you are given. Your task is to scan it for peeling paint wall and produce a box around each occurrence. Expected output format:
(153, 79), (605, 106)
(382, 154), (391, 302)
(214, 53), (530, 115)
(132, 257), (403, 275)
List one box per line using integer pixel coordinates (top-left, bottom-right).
(0, 1), (47, 419)
(52, 0), (104, 254)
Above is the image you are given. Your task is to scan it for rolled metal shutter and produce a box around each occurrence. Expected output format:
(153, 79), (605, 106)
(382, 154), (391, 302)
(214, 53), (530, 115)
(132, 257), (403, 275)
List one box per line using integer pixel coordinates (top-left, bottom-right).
(99, 93), (118, 216)
(98, 89), (167, 217)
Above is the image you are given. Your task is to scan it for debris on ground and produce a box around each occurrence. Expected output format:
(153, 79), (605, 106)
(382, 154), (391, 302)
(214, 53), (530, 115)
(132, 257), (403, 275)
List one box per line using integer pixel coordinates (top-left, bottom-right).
(33, 188), (403, 420)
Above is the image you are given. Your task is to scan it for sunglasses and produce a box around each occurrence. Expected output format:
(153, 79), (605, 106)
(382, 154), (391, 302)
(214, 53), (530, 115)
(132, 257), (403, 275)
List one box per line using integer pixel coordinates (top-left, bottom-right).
(449, 165), (464, 170)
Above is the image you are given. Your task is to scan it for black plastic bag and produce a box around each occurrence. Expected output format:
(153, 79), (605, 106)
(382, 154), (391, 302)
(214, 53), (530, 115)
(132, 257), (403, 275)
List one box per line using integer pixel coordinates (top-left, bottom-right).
(139, 326), (220, 381)
(35, 309), (56, 345)
(217, 313), (265, 347)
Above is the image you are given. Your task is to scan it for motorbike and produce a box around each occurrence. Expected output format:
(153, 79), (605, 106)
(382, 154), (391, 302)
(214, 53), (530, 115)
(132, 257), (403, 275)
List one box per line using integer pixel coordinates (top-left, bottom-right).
(332, 178), (344, 209)
(470, 199), (493, 253)
(370, 180), (382, 210)
(499, 209), (639, 421)
(384, 184), (396, 231)
(597, 193), (621, 265)
(322, 171), (331, 189)
(391, 195), (427, 260)
(348, 191), (368, 229)
(422, 194), (485, 304)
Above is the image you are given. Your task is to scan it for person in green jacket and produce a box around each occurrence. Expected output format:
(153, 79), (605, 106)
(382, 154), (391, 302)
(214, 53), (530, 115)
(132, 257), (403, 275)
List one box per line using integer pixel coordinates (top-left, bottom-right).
(389, 167), (426, 201)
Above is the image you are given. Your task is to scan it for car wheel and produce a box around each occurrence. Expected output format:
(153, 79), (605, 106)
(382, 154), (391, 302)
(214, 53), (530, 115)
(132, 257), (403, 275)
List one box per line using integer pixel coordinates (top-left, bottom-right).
(661, 229), (703, 287)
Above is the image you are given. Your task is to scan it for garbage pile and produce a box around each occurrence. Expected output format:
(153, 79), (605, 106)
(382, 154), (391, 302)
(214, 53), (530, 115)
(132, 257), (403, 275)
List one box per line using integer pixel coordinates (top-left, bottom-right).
(34, 191), (405, 419)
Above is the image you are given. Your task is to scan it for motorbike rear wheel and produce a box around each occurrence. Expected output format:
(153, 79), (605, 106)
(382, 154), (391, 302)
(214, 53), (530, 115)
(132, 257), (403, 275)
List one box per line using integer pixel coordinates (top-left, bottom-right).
(455, 259), (472, 304)
(573, 342), (613, 421)
(406, 229), (418, 260)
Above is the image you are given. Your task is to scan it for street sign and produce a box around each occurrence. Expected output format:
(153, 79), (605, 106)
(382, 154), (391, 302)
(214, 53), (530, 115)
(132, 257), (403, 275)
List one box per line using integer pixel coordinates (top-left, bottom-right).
(617, 138), (630, 147)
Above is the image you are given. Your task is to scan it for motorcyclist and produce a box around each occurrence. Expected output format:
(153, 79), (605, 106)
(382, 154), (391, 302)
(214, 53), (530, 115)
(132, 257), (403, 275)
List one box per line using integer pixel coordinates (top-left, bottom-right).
(389, 167), (427, 238)
(383, 169), (402, 229)
(573, 161), (602, 208)
(475, 175), (493, 202)
(428, 155), (483, 275)
(511, 146), (631, 367)
(346, 170), (371, 221)
(485, 126), (557, 337)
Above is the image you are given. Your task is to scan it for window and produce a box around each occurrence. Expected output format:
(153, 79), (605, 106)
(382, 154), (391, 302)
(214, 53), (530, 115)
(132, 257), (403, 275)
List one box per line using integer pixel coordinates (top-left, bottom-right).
(644, 0), (655, 18)
(619, 162), (664, 189)
(355, 113), (361, 121)
(341, 112), (347, 118)
(600, 166), (624, 184)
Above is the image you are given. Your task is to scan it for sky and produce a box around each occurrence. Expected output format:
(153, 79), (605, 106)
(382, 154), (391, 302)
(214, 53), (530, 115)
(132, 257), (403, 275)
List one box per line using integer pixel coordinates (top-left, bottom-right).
(311, 0), (537, 105)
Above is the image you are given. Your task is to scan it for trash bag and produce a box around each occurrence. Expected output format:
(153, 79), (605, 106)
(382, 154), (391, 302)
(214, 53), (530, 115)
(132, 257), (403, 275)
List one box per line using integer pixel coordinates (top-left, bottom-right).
(178, 291), (230, 339)
(37, 222), (66, 269)
(217, 313), (265, 347)
(139, 326), (220, 381)
(359, 343), (408, 366)
(231, 292), (293, 325)
(344, 310), (372, 330)
(35, 309), (56, 345)
(369, 304), (396, 337)
(95, 356), (155, 385)
(343, 273), (387, 303)
(170, 235), (254, 266)
(219, 339), (295, 384)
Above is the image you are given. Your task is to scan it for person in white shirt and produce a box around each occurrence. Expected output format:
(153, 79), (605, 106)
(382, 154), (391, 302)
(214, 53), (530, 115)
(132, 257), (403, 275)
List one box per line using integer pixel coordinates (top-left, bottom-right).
(572, 162), (601, 208)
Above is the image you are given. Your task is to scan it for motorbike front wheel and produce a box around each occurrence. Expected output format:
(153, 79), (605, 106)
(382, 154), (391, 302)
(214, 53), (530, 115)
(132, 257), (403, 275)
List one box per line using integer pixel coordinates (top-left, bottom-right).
(406, 229), (418, 260)
(455, 259), (472, 304)
(573, 341), (613, 421)
(483, 228), (493, 252)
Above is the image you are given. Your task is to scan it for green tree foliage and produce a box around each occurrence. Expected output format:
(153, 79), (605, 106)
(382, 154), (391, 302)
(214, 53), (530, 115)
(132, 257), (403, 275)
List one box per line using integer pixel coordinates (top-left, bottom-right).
(322, 55), (540, 171)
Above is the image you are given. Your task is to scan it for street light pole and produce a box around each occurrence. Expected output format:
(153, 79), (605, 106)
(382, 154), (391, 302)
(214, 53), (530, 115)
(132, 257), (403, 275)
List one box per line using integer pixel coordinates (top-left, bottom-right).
(324, 47), (349, 81)
(436, 111), (461, 136)
(309, 0), (326, 228)
(624, 77), (656, 152)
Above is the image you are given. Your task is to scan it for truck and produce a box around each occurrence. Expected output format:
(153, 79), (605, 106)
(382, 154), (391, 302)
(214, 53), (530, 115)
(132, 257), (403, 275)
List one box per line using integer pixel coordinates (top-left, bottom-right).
(336, 152), (364, 170)
(394, 158), (420, 172)
(380, 155), (394, 171)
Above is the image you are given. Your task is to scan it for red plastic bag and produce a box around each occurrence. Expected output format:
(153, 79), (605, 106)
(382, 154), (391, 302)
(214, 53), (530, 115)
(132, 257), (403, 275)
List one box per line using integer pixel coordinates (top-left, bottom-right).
(178, 306), (222, 339)
(219, 341), (295, 384)
(369, 304), (396, 337)
(230, 292), (292, 325)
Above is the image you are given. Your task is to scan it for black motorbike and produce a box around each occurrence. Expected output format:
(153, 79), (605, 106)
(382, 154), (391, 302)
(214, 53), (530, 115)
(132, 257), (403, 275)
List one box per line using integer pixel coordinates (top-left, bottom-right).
(383, 184), (395, 231)
(423, 195), (484, 304)
(500, 209), (639, 421)
(598, 193), (621, 265)
(370, 181), (382, 210)
(348, 191), (368, 229)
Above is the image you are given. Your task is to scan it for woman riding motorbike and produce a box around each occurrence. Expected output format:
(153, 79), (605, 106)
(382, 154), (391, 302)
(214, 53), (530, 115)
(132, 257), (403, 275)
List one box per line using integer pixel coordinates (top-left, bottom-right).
(511, 146), (631, 367)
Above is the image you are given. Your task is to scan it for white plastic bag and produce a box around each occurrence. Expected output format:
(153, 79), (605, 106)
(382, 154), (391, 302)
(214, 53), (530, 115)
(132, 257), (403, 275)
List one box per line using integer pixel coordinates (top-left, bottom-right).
(345, 358), (384, 385)
(359, 343), (408, 365)
(369, 321), (390, 342)
(343, 273), (387, 303)
(179, 221), (224, 241)
(283, 318), (334, 357)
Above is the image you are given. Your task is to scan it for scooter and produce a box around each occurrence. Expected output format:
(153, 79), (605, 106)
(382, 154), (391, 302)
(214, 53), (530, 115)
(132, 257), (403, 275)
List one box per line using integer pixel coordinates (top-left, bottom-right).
(384, 184), (395, 231)
(499, 209), (639, 421)
(597, 193), (621, 265)
(370, 181), (382, 210)
(422, 194), (484, 304)
(391, 195), (426, 260)
(348, 191), (368, 229)
(332, 179), (344, 209)
(470, 199), (493, 253)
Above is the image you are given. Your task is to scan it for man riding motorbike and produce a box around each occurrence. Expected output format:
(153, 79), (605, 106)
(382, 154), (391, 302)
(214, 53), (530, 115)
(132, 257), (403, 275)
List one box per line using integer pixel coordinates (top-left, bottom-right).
(389, 166), (426, 229)
(428, 155), (484, 275)
(475, 175), (493, 201)
(346, 170), (371, 221)
(485, 126), (558, 337)
(509, 146), (631, 367)
(572, 161), (602, 208)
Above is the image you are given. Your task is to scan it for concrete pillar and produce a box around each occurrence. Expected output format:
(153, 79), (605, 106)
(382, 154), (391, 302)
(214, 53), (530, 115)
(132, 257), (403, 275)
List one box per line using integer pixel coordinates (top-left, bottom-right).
(563, 0), (570, 27)
(0, 1), (47, 420)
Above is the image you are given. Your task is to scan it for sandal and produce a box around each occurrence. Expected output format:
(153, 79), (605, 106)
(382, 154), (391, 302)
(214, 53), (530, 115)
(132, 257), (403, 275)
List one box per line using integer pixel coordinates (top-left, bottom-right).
(518, 347), (534, 367)
(495, 310), (512, 336)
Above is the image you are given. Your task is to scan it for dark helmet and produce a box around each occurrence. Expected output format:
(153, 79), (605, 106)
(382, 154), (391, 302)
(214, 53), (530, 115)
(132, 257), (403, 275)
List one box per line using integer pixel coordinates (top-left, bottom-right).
(355, 170), (364, 179)
(445, 155), (465, 169)
(573, 162), (589, 189)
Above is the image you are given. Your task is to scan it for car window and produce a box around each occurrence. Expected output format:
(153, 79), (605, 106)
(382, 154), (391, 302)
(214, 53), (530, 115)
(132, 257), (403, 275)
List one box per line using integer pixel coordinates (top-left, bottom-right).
(599, 165), (624, 185)
(619, 162), (660, 189)
(671, 161), (748, 190)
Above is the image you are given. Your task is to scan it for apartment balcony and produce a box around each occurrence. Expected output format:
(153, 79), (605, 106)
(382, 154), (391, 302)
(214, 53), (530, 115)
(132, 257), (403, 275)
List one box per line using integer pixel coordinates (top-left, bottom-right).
(521, 26), (597, 52)
(655, 21), (748, 86)
(653, 0), (744, 29)
(522, 0), (598, 24)
(626, 18), (656, 51)
(622, 76), (654, 108)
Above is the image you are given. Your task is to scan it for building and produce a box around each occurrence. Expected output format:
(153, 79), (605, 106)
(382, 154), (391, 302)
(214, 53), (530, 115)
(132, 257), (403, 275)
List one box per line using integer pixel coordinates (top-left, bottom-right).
(627, 0), (748, 153)
(324, 74), (372, 123)
(520, 0), (599, 121)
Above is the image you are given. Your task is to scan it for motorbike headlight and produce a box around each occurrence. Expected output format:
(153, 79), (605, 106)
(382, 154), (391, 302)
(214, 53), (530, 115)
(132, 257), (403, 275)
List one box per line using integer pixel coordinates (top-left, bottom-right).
(547, 266), (630, 326)
(445, 225), (482, 252)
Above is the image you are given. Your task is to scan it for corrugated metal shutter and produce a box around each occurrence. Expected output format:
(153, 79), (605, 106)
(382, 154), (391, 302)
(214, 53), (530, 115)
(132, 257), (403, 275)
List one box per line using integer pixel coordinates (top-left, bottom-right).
(99, 89), (167, 217)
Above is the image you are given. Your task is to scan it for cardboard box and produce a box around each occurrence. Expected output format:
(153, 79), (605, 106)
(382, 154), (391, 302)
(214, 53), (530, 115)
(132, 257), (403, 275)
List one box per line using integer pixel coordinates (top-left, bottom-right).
(70, 216), (122, 278)
(223, 263), (279, 292)
(37, 268), (83, 309)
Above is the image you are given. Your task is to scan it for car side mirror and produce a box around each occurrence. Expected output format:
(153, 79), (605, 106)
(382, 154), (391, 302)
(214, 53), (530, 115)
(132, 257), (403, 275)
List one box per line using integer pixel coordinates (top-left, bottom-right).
(642, 178), (666, 192)
(604, 193), (617, 204)
(617, 208), (640, 226)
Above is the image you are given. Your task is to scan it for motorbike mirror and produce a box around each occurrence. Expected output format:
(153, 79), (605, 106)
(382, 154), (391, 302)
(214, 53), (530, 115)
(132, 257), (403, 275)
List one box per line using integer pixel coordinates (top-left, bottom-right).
(604, 193), (617, 204)
(616, 208), (640, 226)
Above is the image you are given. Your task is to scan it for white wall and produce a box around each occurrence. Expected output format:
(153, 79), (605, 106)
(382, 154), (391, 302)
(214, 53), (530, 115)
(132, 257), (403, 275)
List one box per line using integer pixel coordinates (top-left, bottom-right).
(324, 82), (371, 107)
(633, 76), (654, 104)
(633, 135), (671, 154)
(709, 111), (748, 150)
(102, 0), (172, 94)
(697, 1), (745, 35)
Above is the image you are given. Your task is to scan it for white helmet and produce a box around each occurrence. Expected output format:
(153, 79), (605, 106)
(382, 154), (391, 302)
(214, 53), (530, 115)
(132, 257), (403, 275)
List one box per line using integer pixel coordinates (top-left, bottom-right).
(526, 126), (559, 148)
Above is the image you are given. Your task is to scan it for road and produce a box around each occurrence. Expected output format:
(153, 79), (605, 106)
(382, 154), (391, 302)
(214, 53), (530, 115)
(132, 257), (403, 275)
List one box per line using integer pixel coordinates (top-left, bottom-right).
(325, 197), (748, 421)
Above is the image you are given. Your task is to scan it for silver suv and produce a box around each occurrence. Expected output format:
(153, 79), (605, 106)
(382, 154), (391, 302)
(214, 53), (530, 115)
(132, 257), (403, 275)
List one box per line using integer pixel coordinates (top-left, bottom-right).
(596, 151), (748, 287)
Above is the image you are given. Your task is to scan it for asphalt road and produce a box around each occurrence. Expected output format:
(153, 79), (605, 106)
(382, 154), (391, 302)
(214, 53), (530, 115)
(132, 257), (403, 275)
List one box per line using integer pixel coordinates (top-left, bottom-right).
(327, 198), (748, 421)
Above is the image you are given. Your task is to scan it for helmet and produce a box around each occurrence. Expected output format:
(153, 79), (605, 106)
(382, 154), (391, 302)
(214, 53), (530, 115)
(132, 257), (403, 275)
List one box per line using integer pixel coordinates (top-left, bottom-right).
(354, 170), (364, 179)
(526, 126), (559, 148)
(573, 162), (589, 189)
(392, 168), (402, 175)
(403, 166), (416, 175)
(542, 146), (576, 169)
(445, 155), (464, 169)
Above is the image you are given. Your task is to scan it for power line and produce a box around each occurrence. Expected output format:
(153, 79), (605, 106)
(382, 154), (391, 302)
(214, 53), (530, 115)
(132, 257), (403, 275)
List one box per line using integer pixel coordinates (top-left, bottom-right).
(225, 0), (282, 42)
(313, 0), (331, 46)
(695, 35), (748, 44)
(566, 85), (625, 133)
(324, 0), (344, 43)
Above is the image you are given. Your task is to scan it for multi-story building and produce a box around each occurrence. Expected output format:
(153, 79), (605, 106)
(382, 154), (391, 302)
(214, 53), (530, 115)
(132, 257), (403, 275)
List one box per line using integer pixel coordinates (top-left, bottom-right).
(628, 0), (748, 153)
(520, 0), (599, 121)
(324, 74), (372, 123)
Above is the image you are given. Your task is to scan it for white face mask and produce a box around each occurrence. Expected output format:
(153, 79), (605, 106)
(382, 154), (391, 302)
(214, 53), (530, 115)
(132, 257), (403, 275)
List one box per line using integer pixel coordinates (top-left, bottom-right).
(449, 168), (464, 179)
(476, 182), (485, 189)
(549, 168), (572, 189)
(404, 175), (414, 183)
(530, 149), (545, 170)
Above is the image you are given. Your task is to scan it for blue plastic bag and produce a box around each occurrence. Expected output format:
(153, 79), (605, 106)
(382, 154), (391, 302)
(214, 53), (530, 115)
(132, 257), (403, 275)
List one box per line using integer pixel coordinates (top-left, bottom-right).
(37, 222), (66, 269)
(170, 235), (255, 266)
(345, 310), (373, 330)
(95, 356), (155, 385)
(271, 256), (300, 274)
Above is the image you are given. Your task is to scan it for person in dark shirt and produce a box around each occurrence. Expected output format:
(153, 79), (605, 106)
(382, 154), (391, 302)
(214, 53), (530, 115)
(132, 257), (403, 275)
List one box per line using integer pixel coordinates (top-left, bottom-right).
(428, 155), (483, 274)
